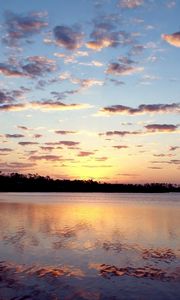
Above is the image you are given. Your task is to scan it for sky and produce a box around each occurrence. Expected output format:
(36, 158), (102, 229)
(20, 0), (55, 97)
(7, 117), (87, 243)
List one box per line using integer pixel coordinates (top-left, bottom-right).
(0, 0), (179, 183)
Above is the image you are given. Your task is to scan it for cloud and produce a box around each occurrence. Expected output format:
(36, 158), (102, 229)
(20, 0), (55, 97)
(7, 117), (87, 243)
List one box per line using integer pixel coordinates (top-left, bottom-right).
(106, 62), (143, 75)
(82, 164), (112, 168)
(33, 134), (43, 138)
(53, 25), (84, 50)
(40, 146), (55, 151)
(109, 78), (125, 86)
(86, 15), (132, 51)
(58, 141), (80, 147)
(45, 141), (80, 147)
(99, 103), (180, 115)
(55, 130), (77, 135)
(5, 134), (24, 138)
(95, 156), (108, 161)
(86, 39), (115, 51)
(113, 145), (129, 149)
(78, 151), (94, 157)
(166, 1), (176, 8)
(0, 56), (56, 78)
(119, 0), (144, 9)
(0, 103), (27, 111)
(51, 89), (79, 100)
(3, 11), (48, 46)
(153, 153), (174, 157)
(117, 173), (139, 176)
(91, 60), (103, 67)
(99, 130), (140, 136)
(151, 159), (180, 165)
(169, 146), (179, 151)
(29, 155), (61, 161)
(17, 126), (29, 131)
(145, 124), (178, 132)
(19, 142), (39, 146)
(22, 56), (56, 77)
(0, 148), (13, 152)
(0, 101), (92, 112)
(0, 63), (24, 77)
(58, 72), (104, 90)
(79, 79), (103, 88)
(162, 32), (180, 47)
(0, 90), (14, 104)
(68, 77), (104, 89)
(148, 167), (163, 170)
(170, 159), (180, 165)
(31, 101), (92, 111)
(0, 162), (36, 169)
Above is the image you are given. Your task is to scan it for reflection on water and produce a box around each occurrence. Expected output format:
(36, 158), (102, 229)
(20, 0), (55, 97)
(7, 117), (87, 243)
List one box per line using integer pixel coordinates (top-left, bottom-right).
(0, 193), (180, 299)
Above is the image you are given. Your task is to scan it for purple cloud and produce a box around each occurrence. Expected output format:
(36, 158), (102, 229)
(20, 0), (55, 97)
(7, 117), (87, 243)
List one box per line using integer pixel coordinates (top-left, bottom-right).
(53, 25), (84, 50)
(99, 103), (180, 115)
(86, 16), (132, 51)
(5, 134), (24, 138)
(99, 131), (140, 136)
(3, 11), (48, 46)
(145, 124), (178, 132)
(55, 130), (77, 135)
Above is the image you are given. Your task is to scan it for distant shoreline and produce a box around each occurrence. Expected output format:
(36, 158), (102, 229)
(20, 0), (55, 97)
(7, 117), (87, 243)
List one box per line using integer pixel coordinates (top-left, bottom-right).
(0, 172), (179, 193)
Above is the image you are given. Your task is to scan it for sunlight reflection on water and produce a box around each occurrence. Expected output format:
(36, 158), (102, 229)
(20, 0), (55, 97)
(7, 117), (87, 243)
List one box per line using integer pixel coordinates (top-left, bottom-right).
(0, 193), (180, 299)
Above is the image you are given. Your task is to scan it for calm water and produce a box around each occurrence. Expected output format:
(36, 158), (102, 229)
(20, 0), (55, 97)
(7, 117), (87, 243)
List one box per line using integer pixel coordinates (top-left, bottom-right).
(0, 193), (180, 300)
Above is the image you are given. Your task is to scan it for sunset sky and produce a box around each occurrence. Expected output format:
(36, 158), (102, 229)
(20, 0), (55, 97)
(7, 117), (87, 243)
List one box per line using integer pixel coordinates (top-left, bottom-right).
(0, 0), (179, 183)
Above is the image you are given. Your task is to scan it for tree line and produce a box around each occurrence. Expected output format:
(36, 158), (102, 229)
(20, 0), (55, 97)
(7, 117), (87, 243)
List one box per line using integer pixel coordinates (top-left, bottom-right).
(0, 172), (179, 193)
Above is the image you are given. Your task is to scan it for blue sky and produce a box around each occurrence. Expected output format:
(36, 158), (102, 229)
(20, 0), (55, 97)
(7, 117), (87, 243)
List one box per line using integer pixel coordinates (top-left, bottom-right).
(0, 0), (179, 183)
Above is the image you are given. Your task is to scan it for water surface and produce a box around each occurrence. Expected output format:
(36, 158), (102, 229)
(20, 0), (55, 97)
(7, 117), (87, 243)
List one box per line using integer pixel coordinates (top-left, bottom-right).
(0, 193), (180, 299)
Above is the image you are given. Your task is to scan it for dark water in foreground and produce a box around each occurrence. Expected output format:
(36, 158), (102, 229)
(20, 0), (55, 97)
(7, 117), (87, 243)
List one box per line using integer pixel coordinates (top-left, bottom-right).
(0, 193), (180, 300)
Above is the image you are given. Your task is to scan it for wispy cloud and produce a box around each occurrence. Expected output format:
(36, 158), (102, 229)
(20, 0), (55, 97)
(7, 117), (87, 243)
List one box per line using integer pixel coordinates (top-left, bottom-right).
(51, 89), (79, 101)
(108, 78), (125, 86)
(29, 155), (61, 161)
(119, 0), (144, 9)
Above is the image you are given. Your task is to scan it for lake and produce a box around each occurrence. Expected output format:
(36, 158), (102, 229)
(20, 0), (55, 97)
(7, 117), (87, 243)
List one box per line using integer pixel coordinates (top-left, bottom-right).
(0, 193), (180, 300)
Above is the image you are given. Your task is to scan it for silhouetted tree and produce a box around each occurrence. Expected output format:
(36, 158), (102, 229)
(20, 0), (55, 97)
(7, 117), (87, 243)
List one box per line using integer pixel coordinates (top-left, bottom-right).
(0, 171), (179, 193)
